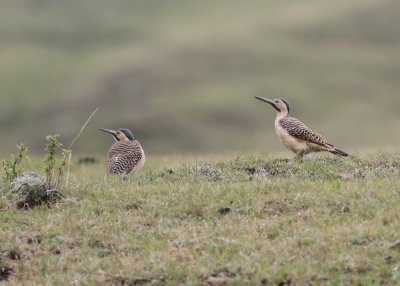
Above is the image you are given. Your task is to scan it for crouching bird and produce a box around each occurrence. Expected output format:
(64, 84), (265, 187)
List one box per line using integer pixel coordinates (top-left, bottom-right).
(255, 97), (349, 159)
(99, 128), (145, 179)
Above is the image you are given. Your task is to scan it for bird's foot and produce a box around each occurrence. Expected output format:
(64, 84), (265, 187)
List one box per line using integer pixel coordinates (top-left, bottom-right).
(294, 155), (304, 162)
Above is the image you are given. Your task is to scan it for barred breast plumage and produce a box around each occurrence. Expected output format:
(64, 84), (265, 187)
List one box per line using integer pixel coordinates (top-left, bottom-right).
(106, 140), (145, 175)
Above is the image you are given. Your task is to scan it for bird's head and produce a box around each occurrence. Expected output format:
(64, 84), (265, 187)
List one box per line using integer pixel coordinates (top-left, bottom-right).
(99, 128), (134, 142)
(255, 97), (290, 116)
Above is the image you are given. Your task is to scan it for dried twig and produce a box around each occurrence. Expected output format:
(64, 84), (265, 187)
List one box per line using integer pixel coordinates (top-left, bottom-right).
(66, 151), (72, 188)
(68, 107), (100, 150)
(64, 107), (100, 187)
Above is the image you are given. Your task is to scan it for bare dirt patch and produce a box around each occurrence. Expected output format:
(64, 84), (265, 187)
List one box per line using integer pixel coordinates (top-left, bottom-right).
(0, 262), (13, 282)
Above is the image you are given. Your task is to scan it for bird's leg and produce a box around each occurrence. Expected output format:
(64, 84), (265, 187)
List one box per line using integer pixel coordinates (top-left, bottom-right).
(294, 152), (304, 161)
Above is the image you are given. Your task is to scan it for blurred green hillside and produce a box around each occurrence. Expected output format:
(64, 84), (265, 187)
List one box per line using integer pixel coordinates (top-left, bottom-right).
(1, 0), (400, 156)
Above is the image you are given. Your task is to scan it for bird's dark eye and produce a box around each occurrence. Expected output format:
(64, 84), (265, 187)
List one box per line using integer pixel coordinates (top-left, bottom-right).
(275, 100), (279, 104)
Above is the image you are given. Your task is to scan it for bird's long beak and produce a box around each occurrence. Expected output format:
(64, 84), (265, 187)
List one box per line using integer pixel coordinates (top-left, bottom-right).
(254, 97), (280, 112)
(99, 128), (118, 141)
(99, 128), (116, 136)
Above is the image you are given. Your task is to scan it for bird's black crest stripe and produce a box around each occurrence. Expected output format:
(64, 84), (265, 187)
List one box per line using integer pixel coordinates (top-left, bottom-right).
(118, 128), (134, 140)
(279, 98), (290, 113)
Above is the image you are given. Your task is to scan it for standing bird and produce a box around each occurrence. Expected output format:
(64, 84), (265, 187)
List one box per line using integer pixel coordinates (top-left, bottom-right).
(255, 97), (349, 159)
(99, 128), (145, 179)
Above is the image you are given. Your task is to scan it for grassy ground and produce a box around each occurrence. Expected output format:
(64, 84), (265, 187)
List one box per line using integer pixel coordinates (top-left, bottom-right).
(1, 152), (400, 285)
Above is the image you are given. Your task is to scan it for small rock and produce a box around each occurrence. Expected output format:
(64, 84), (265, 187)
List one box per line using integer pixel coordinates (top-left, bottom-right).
(255, 167), (268, 177)
(390, 241), (400, 250)
(78, 157), (97, 165)
(385, 256), (393, 264)
(9, 172), (46, 191)
(8, 172), (63, 208)
(218, 207), (231, 215)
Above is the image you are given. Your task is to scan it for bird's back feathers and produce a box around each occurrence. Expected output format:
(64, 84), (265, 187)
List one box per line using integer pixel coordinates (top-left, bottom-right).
(279, 116), (331, 148)
(106, 140), (144, 175)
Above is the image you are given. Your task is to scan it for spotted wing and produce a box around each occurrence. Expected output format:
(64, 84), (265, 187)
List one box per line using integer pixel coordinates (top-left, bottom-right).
(106, 140), (143, 175)
(279, 117), (332, 147)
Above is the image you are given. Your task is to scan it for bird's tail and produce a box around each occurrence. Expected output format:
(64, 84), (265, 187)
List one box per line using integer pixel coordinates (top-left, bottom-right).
(329, 147), (349, 157)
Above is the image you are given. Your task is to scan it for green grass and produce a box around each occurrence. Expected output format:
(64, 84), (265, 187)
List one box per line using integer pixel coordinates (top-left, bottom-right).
(1, 152), (400, 285)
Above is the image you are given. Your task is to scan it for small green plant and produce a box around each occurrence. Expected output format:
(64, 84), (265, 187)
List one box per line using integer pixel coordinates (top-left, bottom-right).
(44, 134), (61, 179)
(2, 144), (29, 184)
(44, 134), (71, 188)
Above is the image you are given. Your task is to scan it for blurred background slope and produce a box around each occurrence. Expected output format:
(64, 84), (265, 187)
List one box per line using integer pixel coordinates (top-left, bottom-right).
(1, 0), (399, 156)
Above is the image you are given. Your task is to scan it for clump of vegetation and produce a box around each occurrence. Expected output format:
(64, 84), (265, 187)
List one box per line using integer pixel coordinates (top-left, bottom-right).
(8, 172), (62, 209)
(1, 109), (97, 209)
(1, 135), (70, 209)
(156, 155), (400, 184)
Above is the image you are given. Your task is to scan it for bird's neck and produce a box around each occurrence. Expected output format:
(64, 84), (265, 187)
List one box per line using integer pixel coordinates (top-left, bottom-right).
(276, 111), (288, 120)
